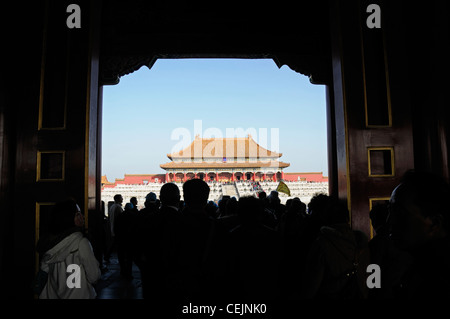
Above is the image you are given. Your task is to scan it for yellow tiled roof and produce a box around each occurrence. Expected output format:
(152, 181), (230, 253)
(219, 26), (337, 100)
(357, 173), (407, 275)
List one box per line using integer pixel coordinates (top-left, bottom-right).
(167, 135), (282, 159)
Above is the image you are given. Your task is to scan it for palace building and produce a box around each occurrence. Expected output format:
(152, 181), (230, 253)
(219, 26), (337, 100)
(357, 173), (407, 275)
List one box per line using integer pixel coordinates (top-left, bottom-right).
(160, 135), (290, 183)
(100, 136), (328, 190)
(100, 134), (328, 191)
(100, 135), (328, 205)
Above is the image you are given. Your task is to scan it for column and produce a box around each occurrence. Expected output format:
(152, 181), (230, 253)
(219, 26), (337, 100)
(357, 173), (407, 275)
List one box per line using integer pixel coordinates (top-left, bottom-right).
(281, 171), (285, 180)
(184, 172), (186, 182)
(263, 173), (266, 181)
(273, 173), (277, 182)
(253, 172), (256, 181)
(216, 171), (219, 182)
(165, 172), (168, 183)
(232, 172), (235, 181)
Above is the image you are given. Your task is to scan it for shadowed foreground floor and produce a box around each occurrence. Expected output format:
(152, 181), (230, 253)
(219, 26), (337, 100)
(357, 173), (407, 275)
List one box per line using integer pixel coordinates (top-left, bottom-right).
(94, 253), (143, 299)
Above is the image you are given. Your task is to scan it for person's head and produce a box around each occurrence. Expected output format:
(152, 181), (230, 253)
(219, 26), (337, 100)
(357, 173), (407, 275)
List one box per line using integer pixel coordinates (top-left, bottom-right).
(182, 178), (210, 209)
(268, 191), (280, 205)
(388, 170), (450, 250)
(289, 197), (306, 215)
(286, 198), (293, 209)
(113, 194), (123, 204)
(160, 183), (180, 207)
(321, 199), (350, 226)
(308, 193), (331, 217)
(124, 202), (134, 211)
(130, 197), (138, 208)
(226, 197), (238, 215)
(144, 192), (157, 208)
(49, 199), (84, 235)
(238, 196), (263, 225)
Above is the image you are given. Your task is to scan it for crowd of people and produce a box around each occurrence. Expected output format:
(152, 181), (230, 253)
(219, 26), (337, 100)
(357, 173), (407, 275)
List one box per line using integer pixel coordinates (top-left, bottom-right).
(35, 170), (450, 300)
(251, 181), (263, 192)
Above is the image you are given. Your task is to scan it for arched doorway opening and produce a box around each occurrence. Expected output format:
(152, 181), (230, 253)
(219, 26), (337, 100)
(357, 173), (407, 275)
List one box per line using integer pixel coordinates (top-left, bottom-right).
(102, 58), (328, 203)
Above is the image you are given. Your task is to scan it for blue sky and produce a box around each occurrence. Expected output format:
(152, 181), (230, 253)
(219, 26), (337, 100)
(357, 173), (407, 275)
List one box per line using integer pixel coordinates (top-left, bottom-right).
(102, 59), (328, 182)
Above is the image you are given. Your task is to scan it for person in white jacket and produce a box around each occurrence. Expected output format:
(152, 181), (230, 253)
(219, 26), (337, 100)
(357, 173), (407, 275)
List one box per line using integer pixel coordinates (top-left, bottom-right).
(37, 199), (101, 299)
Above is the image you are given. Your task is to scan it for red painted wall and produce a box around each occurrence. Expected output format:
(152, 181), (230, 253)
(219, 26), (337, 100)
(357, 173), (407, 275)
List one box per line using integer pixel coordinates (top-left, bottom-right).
(283, 172), (328, 182)
(103, 174), (165, 188)
(102, 172), (328, 189)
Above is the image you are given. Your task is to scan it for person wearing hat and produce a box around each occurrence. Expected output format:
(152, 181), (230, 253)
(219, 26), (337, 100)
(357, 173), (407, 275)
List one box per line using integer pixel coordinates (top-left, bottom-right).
(36, 199), (101, 298)
(145, 192), (157, 203)
(139, 192), (158, 216)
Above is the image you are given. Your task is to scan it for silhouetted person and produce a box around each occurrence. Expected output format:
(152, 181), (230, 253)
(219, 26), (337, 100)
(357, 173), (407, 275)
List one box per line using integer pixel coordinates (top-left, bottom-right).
(130, 196), (139, 211)
(115, 202), (138, 280)
(104, 194), (123, 263)
(227, 196), (281, 300)
(279, 197), (308, 298)
(140, 192), (159, 216)
(166, 179), (224, 301)
(280, 197), (307, 242)
(89, 200), (108, 274)
(218, 196), (230, 218)
(109, 194), (123, 236)
(133, 192), (160, 273)
(301, 193), (330, 259)
(387, 170), (450, 298)
(217, 196), (240, 232)
(301, 198), (370, 299)
(262, 191), (281, 229)
(258, 191), (267, 201)
(368, 203), (391, 268)
(159, 182), (181, 216)
(141, 182), (181, 300)
(367, 203), (409, 298)
(36, 199), (101, 299)
(267, 190), (285, 222)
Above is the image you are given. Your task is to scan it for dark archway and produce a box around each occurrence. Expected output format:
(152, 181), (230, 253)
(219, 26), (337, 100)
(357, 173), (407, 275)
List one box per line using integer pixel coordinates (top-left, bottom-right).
(2, 0), (449, 298)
